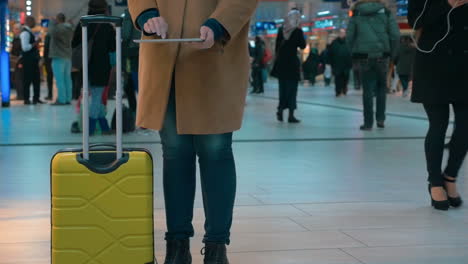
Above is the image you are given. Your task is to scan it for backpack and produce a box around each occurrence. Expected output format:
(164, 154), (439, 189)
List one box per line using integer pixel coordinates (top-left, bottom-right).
(262, 48), (273, 65)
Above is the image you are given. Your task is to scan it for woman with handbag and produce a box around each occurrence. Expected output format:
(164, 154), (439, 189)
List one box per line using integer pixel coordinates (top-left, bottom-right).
(271, 9), (306, 123)
(408, 0), (468, 210)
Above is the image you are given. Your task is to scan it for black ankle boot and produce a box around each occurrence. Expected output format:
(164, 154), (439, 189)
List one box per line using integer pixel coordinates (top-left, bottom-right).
(201, 243), (229, 264)
(164, 239), (192, 264)
(277, 110), (283, 122)
(288, 110), (300, 123)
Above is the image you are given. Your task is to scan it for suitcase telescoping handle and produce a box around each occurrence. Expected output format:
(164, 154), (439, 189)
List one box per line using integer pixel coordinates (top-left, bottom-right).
(81, 15), (123, 160)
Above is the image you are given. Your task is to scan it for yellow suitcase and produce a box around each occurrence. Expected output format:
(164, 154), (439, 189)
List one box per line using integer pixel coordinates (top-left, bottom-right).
(51, 16), (155, 264)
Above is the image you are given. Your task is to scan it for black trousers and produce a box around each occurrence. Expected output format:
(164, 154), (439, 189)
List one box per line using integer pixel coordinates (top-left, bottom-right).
(278, 79), (298, 111)
(124, 72), (137, 113)
(44, 58), (54, 98)
(399, 75), (410, 92)
(334, 72), (349, 96)
(71, 71), (82, 100)
(252, 66), (264, 93)
(423, 103), (468, 186)
(22, 58), (41, 103)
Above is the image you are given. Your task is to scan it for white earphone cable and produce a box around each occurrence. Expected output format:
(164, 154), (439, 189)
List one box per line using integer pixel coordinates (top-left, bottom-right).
(411, 0), (460, 54)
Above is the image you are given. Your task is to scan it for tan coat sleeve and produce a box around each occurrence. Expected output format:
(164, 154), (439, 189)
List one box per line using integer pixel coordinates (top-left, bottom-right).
(210, 0), (258, 39)
(128, 0), (158, 26)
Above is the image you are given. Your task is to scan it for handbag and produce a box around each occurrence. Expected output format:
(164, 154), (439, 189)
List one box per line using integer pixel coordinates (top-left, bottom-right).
(72, 25), (100, 70)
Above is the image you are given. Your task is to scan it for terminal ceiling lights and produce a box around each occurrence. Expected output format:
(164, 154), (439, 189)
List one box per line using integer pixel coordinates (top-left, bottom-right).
(26, 0), (32, 16)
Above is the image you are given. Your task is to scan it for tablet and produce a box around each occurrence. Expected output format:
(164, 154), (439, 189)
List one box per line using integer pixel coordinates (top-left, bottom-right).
(134, 38), (204, 43)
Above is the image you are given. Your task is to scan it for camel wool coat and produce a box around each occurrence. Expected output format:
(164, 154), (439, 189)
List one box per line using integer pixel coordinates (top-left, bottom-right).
(128, 0), (258, 134)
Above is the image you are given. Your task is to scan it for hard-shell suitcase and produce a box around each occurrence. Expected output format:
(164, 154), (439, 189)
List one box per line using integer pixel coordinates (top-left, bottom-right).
(50, 16), (155, 264)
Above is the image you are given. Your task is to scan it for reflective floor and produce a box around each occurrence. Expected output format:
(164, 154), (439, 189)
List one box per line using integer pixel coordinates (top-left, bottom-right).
(0, 82), (467, 264)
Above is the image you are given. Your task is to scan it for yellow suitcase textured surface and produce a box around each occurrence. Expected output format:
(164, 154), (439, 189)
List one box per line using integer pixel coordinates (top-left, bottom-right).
(51, 149), (155, 264)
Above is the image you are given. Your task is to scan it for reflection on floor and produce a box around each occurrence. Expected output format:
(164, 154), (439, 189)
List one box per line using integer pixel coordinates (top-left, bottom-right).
(0, 82), (467, 264)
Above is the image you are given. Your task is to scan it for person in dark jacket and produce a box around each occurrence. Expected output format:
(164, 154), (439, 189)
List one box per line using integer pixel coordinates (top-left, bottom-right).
(271, 9), (306, 123)
(44, 32), (54, 101)
(251, 36), (266, 94)
(72, 0), (115, 135)
(395, 36), (416, 97)
(329, 29), (352, 97)
(20, 16), (44, 105)
(302, 47), (320, 86)
(408, 0), (468, 211)
(347, 0), (400, 130)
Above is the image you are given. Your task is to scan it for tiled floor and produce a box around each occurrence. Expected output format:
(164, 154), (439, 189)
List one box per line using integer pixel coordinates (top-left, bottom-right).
(0, 82), (467, 264)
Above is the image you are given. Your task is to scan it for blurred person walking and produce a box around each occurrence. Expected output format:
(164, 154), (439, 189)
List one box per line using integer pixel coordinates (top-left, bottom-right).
(10, 23), (24, 101)
(50, 13), (74, 105)
(395, 36), (415, 97)
(44, 32), (54, 101)
(128, 0), (257, 263)
(408, 0), (468, 210)
(302, 47), (320, 86)
(352, 60), (362, 90)
(347, 0), (400, 130)
(251, 36), (266, 94)
(321, 42), (333, 87)
(21, 16), (44, 105)
(271, 9), (306, 123)
(72, 0), (114, 135)
(329, 29), (352, 97)
(122, 8), (139, 114)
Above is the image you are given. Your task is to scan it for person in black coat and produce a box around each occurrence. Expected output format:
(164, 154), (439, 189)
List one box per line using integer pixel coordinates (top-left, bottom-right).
(408, 0), (468, 210)
(329, 29), (352, 97)
(303, 47), (320, 86)
(251, 36), (266, 94)
(395, 36), (415, 97)
(271, 9), (306, 123)
(72, 0), (115, 135)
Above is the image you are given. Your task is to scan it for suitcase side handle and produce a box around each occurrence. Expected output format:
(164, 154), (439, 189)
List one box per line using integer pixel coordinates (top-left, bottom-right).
(81, 15), (123, 27)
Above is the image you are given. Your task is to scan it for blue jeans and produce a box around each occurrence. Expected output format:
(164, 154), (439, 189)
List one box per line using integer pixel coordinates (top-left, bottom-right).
(359, 58), (389, 127)
(159, 86), (236, 245)
(89, 86), (106, 119)
(52, 58), (72, 104)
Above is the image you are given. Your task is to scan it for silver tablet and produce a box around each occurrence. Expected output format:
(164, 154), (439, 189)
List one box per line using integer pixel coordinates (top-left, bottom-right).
(134, 38), (204, 43)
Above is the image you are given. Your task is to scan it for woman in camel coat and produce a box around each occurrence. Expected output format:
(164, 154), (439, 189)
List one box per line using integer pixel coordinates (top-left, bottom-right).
(128, 0), (258, 263)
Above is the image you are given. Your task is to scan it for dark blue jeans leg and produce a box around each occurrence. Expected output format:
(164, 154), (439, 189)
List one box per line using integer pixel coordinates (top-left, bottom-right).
(159, 88), (197, 241)
(194, 133), (236, 245)
(375, 59), (389, 123)
(360, 60), (377, 127)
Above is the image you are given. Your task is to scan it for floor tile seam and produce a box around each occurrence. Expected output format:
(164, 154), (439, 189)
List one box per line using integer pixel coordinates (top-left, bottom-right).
(246, 193), (266, 205)
(290, 204), (314, 216)
(153, 247), (367, 256)
(339, 230), (370, 248)
(0, 214), (50, 221)
(251, 199), (413, 206)
(341, 243), (468, 251)
(0, 240), (49, 245)
(285, 215), (313, 232)
(0, 136), (433, 147)
(340, 225), (468, 233)
(338, 248), (367, 264)
(255, 95), (431, 121)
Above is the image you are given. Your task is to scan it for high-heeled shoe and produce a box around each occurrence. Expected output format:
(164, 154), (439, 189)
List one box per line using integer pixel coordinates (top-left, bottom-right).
(444, 177), (463, 208)
(428, 184), (450, 211)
